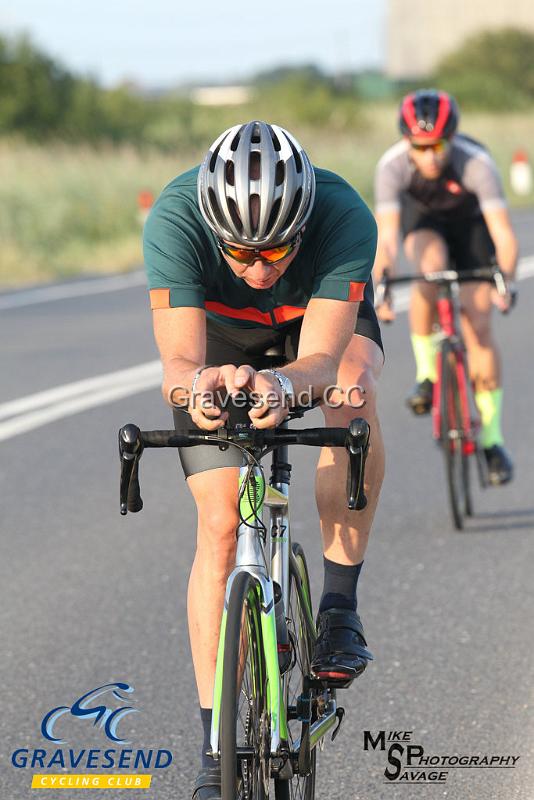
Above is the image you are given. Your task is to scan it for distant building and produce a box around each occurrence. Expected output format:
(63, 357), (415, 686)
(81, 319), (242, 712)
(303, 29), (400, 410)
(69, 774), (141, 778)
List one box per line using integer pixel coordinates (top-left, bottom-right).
(190, 86), (251, 106)
(386, 0), (534, 78)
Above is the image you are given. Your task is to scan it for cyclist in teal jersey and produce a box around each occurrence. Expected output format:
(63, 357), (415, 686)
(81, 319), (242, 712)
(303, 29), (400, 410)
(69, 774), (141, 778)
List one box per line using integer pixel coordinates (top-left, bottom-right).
(144, 121), (384, 799)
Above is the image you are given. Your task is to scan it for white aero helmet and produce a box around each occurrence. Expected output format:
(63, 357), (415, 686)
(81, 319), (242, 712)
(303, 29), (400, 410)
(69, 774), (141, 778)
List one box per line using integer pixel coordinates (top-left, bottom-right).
(197, 121), (316, 247)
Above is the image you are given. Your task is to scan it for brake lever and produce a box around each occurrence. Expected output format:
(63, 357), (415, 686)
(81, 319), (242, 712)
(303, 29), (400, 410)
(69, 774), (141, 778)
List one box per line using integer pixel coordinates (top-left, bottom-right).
(493, 268), (507, 298)
(119, 424), (144, 515)
(375, 268), (394, 323)
(345, 418), (370, 511)
(492, 268), (517, 315)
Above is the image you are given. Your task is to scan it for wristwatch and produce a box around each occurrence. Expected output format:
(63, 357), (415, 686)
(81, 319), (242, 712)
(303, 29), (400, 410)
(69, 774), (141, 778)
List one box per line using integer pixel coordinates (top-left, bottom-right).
(258, 369), (295, 407)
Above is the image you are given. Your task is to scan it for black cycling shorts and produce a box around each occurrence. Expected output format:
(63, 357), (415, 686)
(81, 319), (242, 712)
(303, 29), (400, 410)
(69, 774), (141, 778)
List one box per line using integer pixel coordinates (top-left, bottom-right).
(173, 282), (383, 477)
(401, 199), (496, 271)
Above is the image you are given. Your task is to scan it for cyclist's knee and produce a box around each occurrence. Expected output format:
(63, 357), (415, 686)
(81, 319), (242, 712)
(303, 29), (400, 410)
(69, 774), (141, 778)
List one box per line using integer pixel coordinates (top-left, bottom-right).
(187, 469), (240, 565)
(323, 365), (378, 425)
(195, 504), (239, 572)
(466, 318), (493, 348)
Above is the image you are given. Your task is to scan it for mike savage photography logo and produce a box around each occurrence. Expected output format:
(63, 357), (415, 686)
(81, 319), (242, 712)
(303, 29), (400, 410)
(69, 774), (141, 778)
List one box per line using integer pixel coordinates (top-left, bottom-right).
(363, 729), (520, 785)
(11, 682), (173, 790)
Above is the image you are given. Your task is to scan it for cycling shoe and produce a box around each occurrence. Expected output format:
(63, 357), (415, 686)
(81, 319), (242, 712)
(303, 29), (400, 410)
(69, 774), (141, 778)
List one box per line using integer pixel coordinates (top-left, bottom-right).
(484, 444), (514, 485)
(406, 379), (434, 415)
(192, 766), (221, 800)
(311, 608), (373, 687)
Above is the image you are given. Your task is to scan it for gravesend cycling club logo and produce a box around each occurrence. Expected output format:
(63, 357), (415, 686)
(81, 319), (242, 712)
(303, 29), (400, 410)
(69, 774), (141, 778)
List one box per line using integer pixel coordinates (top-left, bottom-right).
(11, 681), (173, 790)
(363, 729), (520, 785)
(41, 682), (138, 744)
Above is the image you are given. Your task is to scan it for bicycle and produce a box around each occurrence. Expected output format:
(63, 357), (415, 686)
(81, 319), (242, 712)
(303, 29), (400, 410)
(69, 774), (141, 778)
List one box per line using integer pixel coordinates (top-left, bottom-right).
(377, 265), (507, 530)
(118, 407), (370, 799)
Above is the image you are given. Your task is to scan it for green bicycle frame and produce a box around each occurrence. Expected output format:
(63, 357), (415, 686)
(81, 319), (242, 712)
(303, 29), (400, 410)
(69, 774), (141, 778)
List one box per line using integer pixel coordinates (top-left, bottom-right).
(210, 464), (287, 758)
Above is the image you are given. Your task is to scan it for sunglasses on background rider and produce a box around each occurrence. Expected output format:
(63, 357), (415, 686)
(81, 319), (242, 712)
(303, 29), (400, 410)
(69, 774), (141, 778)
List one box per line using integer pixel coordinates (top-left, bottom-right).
(217, 231), (302, 266)
(410, 138), (451, 154)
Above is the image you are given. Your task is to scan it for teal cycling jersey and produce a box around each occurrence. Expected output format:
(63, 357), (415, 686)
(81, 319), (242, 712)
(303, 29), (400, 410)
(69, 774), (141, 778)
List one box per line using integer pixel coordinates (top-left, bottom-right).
(144, 165), (377, 329)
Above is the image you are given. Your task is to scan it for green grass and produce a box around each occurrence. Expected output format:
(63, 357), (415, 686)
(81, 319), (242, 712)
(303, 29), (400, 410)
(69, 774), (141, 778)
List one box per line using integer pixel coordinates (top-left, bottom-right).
(1, 107), (533, 288)
(0, 140), (198, 287)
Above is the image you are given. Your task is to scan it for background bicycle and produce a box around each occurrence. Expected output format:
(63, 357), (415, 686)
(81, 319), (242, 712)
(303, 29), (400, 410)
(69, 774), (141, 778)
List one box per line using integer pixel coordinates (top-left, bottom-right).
(377, 266), (508, 529)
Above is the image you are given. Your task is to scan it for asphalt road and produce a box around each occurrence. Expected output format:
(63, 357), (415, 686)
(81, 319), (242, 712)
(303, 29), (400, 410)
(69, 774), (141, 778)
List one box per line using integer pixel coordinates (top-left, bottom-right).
(1, 209), (533, 799)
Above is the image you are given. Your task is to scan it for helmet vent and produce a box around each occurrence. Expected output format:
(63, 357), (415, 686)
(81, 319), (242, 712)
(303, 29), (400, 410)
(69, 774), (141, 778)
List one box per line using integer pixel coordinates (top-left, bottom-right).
(226, 161), (235, 186)
(250, 194), (260, 228)
(288, 140), (303, 173)
(230, 130), (241, 151)
(209, 143), (222, 172)
(249, 151), (261, 180)
(271, 130), (282, 151)
(208, 188), (228, 231)
(275, 161), (285, 186)
(266, 197), (282, 234)
(287, 188), (302, 228)
(251, 122), (262, 143)
(227, 197), (243, 234)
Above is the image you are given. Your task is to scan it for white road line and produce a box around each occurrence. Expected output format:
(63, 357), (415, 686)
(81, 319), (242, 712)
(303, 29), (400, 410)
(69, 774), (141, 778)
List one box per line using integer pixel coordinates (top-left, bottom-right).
(0, 361), (161, 422)
(0, 377), (161, 442)
(0, 256), (533, 443)
(0, 270), (146, 310)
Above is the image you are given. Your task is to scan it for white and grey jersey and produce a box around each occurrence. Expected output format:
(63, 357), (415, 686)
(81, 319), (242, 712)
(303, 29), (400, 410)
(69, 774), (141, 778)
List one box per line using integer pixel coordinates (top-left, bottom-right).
(374, 134), (507, 220)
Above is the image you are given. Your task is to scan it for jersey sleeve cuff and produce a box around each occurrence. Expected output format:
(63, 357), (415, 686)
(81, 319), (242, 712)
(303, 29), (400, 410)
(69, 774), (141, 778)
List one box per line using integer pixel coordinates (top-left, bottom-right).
(374, 201), (401, 214)
(312, 279), (366, 302)
(480, 199), (507, 212)
(149, 287), (205, 309)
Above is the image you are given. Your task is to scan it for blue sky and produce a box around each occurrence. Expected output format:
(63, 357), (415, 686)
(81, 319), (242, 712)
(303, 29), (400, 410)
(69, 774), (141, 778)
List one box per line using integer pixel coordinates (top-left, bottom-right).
(1, 0), (385, 87)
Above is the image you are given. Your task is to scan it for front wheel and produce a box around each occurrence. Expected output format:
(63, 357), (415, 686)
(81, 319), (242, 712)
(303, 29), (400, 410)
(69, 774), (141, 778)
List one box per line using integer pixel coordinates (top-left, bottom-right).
(275, 543), (316, 800)
(440, 345), (472, 530)
(221, 571), (269, 800)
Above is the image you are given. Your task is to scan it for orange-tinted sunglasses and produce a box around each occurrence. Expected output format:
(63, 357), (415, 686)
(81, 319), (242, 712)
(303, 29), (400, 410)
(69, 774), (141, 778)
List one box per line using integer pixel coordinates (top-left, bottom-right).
(410, 138), (450, 154)
(218, 232), (301, 265)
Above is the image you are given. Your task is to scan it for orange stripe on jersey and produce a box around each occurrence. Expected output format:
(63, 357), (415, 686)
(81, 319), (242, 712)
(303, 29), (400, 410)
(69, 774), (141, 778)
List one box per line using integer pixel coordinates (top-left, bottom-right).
(272, 306), (306, 324)
(206, 301), (272, 325)
(149, 288), (171, 309)
(348, 282), (365, 302)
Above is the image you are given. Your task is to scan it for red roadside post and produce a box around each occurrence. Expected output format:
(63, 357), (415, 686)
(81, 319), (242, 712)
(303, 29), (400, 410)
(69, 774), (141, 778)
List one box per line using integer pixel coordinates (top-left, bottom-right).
(510, 150), (532, 197)
(138, 190), (155, 225)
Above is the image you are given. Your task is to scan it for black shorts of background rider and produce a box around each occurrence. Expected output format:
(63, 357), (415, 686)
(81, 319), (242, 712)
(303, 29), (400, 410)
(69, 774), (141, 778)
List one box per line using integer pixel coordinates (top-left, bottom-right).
(172, 281), (383, 477)
(401, 197), (496, 271)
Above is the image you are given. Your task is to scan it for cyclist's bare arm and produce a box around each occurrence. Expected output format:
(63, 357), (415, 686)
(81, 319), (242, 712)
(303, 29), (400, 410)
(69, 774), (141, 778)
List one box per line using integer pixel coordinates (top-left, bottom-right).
(153, 306), (207, 406)
(373, 209), (400, 320)
(482, 206), (519, 278)
(373, 209), (401, 280)
(279, 297), (359, 397)
(152, 307), (242, 429)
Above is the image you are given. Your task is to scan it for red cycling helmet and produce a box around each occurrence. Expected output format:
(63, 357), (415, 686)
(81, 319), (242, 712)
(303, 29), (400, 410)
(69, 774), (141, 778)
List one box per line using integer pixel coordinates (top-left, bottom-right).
(399, 89), (459, 139)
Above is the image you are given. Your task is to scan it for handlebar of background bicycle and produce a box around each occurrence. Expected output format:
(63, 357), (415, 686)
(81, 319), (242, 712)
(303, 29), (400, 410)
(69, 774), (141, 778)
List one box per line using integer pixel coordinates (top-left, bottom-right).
(118, 417), (370, 516)
(376, 266), (507, 303)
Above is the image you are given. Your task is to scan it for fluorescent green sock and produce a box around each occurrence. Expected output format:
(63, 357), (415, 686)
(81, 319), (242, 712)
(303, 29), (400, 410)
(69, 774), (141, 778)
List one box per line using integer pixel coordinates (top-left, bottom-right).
(411, 333), (438, 383)
(475, 388), (504, 448)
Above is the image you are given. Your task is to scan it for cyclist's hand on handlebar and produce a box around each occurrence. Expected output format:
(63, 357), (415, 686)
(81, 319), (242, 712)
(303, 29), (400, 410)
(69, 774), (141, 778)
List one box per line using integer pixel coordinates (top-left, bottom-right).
(491, 278), (517, 314)
(188, 365), (239, 430)
(376, 298), (396, 323)
(375, 268), (396, 323)
(247, 369), (290, 430)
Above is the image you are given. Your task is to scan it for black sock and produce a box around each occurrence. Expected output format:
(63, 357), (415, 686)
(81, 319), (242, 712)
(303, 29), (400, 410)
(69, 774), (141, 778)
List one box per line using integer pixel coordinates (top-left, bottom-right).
(319, 557), (363, 613)
(200, 706), (213, 768)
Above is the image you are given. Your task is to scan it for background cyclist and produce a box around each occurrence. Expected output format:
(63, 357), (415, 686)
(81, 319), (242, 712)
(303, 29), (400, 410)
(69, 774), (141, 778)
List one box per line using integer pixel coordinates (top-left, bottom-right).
(143, 121), (384, 799)
(373, 89), (518, 485)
